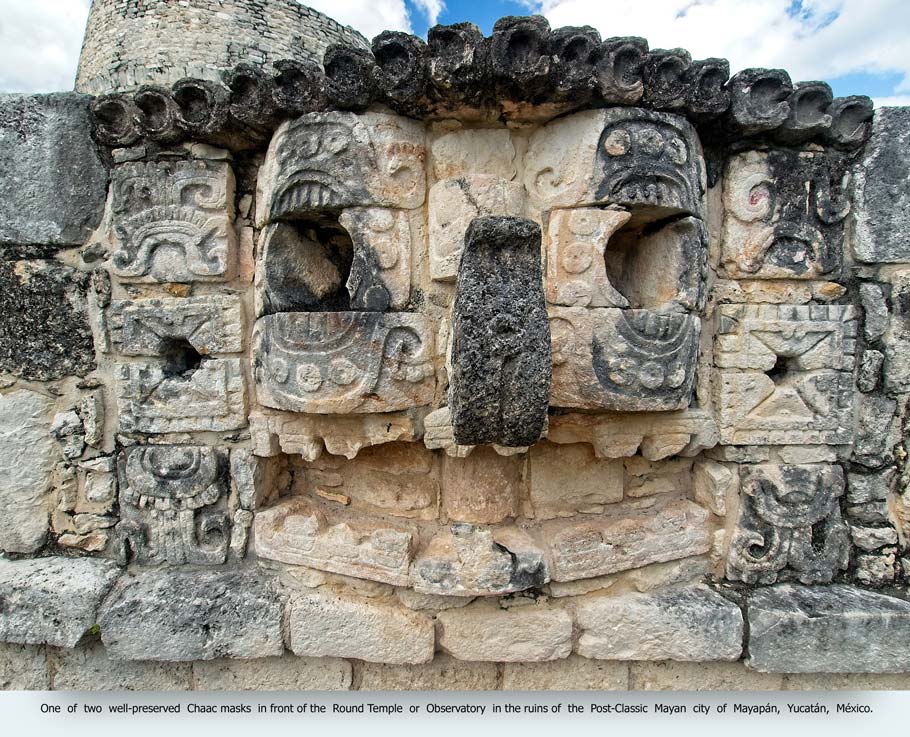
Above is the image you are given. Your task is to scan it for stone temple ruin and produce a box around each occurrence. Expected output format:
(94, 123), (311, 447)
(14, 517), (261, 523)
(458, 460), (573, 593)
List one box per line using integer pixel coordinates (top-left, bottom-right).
(1, 0), (910, 691)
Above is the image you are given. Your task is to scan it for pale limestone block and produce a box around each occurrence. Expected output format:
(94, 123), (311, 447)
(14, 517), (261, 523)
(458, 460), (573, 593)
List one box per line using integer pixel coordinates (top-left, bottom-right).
(340, 207), (412, 310)
(395, 589), (474, 611)
(623, 456), (692, 498)
(0, 643), (48, 690)
(547, 576), (616, 598)
(775, 446), (837, 464)
(430, 128), (517, 180)
(623, 556), (711, 593)
(288, 591), (434, 664)
(502, 655), (629, 690)
(428, 176), (525, 281)
(0, 390), (57, 553)
(630, 661), (785, 691)
(437, 602), (573, 662)
(693, 460), (737, 516)
(529, 442), (622, 519)
(359, 654), (498, 691)
(51, 641), (192, 691)
(193, 656), (352, 691)
(423, 406), (473, 458)
(441, 447), (521, 525)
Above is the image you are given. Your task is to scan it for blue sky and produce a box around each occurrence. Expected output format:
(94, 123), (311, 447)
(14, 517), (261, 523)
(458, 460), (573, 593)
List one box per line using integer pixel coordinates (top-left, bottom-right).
(1, 0), (909, 106)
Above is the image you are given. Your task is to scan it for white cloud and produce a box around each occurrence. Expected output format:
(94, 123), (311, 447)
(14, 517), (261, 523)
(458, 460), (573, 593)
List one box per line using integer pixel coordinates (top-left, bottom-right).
(302, 0), (413, 40)
(0, 0), (90, 93)
(532, 0), (910, 84)
(413, 0), (445, 26)
(873, 95), (910, 108)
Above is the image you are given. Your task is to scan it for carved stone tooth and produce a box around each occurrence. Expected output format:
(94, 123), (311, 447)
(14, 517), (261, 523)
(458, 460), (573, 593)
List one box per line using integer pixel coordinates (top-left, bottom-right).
(323, 44), (377, 112)
(372, 31), (430, 117)
(772, 81), (834, 145)
(90, 93), (142, 147)
(596, 37), (648, 105)
(641, 48), (692, 111)
(133, 85), (183, 144)
(270, 58), (327, 117)
(824, 95), (874, 149)
(727, 68), (793, 136)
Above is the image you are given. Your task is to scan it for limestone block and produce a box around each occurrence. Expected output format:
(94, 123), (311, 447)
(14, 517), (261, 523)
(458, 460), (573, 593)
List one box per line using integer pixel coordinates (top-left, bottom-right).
(193, 656), (351, 691)
(430, 128), (517, 180)
(0, 643), (49, 690)
(852, 394), (898, 469)
(545, 207), (630, 307)
(114, 446), (231, 566)
(854, 550), (898, 586)
(624, 456), (692, 498)
(502, 655), (629, 690)
(524, 107), (705, 217)
(116, 358), (246, 433)
(107, 296), (243, 356)
(395, 589), (474, 610)
(254, 497), (416, 586)
(287, 590), (434, 664)
(109, 159), (237, 282)
(576, 586), (743, 661)
(783, 672), (910, 690)
(858, 349), (884, 393)
(529, 442), (622, 519)
(550, 307), (700, 411)
(859, 282), (888, 341)
(853, 108), (910, 263)
(360, 654), (498, 690)
(340, 207), (412, 310)
(427, 176), (525, 281)
(256, 112), (425, 225)
(884, 270), (910, 392)
(721, 150), (849, 279)
(0, 94), (107, 246)
(846, 467), (895, 505)
(252, 312), (435, 414)
(631, 661), (784, 691)
(99, 569), (284, 662)
(250, 409), (420, 461)
(747, 584), (910, 673)
(0, 557), (120, 647)
(52, 641), (192, 690)
(411, 524), (547, 597)
(231, 448), (278, 511)
(0, 261), (95, 381)
(693, 460), (737, 516)
(0, 389), (57, 553)
(542, 498), (712, 581)
(726, 464), (848, 585)
(441, 447), (521, 524)
(437, 602), (573, 662)
(449, 217), (550, 446)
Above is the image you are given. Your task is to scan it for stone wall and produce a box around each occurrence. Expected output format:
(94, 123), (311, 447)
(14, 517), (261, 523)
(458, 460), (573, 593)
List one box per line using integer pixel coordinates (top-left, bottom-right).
(2, 11), (910, 691)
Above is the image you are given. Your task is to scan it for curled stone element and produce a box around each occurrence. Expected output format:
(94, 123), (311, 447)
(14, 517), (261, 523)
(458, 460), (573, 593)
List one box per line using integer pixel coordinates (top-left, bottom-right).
(426, 22), (491, 109)
(372, 31), (430, 117)
(90, 93), (142, 147)
(323, 44), (377, 112)
(727, 68), (793, 136)
(490, 15), (553, 102)
(172, 77), (230, 140)
(271, 59), (327, 117)
(450, 216), (551, 447)
(133, 85), (182, 144)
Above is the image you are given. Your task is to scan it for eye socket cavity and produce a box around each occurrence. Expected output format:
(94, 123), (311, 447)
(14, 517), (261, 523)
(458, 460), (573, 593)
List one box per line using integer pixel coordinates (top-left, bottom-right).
(601, 124), (689, 165)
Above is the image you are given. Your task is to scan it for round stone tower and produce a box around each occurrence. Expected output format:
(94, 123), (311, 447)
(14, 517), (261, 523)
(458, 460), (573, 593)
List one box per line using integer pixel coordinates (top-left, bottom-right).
(75, 0), (369, 95)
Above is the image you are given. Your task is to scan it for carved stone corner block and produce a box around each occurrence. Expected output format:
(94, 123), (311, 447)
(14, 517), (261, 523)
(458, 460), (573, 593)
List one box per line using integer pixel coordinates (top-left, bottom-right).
(339, 207), (412, 310)
(109, 159), (238, 283)
(256, 111), (426, 225)
(115, 358), (247, 434)
(524, 107), (706, 218)
(253, 496), (416, 586)
(449, 216), (550, 447)
(721, 150), (850, 279)
(107, 295), (243, 356)
(542, 498), (711, 582)
(252, 312), (435, 414)
(726, 463), (849, 585)
(550, 306), (700, 412)
(114, 445), (231, 566)
(410, 524), (548, 597)
(249, 409), (421, 461)
(428, 175), (525, 281)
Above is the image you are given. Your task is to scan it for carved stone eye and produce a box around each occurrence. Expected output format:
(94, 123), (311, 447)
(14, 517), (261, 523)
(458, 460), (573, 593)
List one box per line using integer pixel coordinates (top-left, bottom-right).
(329, 358), (358, 386)
(567, 209), (598, 236)
(665, 136), (687, 165)
(296, 363), (323, 391)
(561, 242), (593, 273)
(637, 128), (664, 155)
(603, 128), (631, 156)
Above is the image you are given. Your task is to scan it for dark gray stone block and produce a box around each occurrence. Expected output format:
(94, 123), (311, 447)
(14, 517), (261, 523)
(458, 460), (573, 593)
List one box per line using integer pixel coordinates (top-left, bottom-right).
(0, 93), (108, 246)
(450, 216), (550, 447)
(747, 584), (910, 673)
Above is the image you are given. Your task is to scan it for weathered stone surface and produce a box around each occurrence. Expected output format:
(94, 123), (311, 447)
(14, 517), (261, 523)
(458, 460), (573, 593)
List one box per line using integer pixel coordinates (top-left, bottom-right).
(99, 569), (283, 661)
(726, 464), (848, 585)
(450, 216), (550, 446)
(721, 150), (849, 279)
(883, 269), (910, 392)
(193, 655), (351, 691)
(256, 112), (425, 224)
(441, 447), (520, 524)
(438, 602), (572, 662)
(853, 107), (910, 263)
(854, 550), (898, 587)
(52, 641), (192, 690)
(502, 655), (629, 690)
(360, 654), (498, 690)
(108, 296), (243, 356)
(287, 590), (434, 664)
(727, 68), (792, 135)
(430, 128), (516, 180)
(0, 557), (119, 647)
(858, 349), (884, 393)
(253, 312), (434, 414)
(631, 660), (784, 691)
(254, 497), (416, 585)
(116, 358), (246, 433)
(846, 467), (895, 505)
(0, 261), (95, 381)
(693, 460), (736, 516)
(0, 389), (57, 553)
(109, 159), (237, 282)
(550, 307), (700, 411)
(715, 304), (855, 445)
(114, 446), (231, 566)
(747, 584), (910, 673)
(850, 524), (898, 551)
(0, 93), (107, 246)
(576, 586), (743, 661)
(411, 524), (547, 596)
(543, 498), (711, 581)
(490, 15), (553, 103)
(859, 282), (888, 341)
(339, 207), (412, 310)
(783, 672), (910, 690)
(529, 442), (623, 519)
(427, 176), (525, 281)
(853, 394), (898, 468)
(0, 643), (49, 690)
